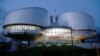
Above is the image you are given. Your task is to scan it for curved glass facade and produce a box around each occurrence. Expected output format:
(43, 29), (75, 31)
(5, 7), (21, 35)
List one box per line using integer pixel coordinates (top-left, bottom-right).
(34, 28), (82, 45)
(3, 25), (42, 34)
(34, 28), (96, 45)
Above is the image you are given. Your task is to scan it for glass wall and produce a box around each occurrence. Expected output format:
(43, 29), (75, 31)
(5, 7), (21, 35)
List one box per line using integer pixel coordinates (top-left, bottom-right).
(34, 28), (96, 46)
(35, 28), (74, 45)
(4, 25), (42, 34)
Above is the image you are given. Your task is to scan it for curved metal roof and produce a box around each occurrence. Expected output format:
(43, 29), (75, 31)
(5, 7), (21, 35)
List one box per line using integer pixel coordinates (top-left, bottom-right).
(58, 12), (95, 30)
(4, 7), (48, 28)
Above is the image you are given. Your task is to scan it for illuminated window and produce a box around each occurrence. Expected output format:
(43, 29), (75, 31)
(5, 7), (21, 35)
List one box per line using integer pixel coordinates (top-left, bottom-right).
(40, 28), (72, 44)
(4, 25), (42, 32)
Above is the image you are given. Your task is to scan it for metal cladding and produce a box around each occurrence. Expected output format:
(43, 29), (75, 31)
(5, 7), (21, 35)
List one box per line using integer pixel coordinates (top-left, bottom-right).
(4, 7), (48, 27)
(3, 7), (48, 39)
(59, 12), (96, 40)
(58, 12), (95, 30)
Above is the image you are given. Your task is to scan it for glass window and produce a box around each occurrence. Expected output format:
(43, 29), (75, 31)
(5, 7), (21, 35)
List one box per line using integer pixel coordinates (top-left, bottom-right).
(41, 28), (72, 44)
(4, 25), (42, 32)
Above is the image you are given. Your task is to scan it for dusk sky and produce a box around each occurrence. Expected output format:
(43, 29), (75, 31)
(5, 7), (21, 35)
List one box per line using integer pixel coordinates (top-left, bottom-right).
(0, 0), (100, 31)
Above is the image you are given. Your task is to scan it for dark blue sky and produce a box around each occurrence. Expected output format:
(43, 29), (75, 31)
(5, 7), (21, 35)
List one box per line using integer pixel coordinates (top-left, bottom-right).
(0, 0), (100, 31)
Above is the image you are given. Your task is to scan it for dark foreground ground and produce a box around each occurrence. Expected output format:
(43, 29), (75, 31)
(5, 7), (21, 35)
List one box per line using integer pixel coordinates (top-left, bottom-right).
(0, 45), (99, 56)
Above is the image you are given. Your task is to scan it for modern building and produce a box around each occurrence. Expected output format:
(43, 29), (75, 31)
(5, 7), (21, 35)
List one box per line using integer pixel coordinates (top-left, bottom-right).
(1, 7), (99, 56)
(3, 7), (48, 40)
(34, 12), (96, 46)
(58, 12), (96, 42)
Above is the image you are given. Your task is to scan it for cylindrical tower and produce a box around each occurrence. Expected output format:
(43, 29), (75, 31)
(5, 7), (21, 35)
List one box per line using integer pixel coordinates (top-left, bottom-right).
(59, 12), (96, 41)
(3, 7), (48, 40)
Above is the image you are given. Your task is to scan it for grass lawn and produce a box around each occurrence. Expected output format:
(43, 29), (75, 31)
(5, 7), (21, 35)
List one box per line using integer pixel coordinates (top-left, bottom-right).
(0, 45), (98, 56)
